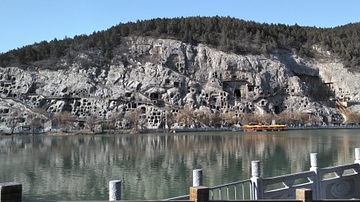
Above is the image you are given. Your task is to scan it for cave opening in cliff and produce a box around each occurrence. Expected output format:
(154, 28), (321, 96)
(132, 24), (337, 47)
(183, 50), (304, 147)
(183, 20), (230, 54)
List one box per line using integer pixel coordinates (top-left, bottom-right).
(234, 89), (241, 98)
(141, 107), (146, 113)
(150, 93), (159, 100)
(213, 72), (218, 78)
(274, 106), (280, 114)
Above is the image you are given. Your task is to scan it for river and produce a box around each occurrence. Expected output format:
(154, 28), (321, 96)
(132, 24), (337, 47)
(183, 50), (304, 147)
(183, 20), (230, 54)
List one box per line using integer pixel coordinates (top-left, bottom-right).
(1, 129), (360, 200)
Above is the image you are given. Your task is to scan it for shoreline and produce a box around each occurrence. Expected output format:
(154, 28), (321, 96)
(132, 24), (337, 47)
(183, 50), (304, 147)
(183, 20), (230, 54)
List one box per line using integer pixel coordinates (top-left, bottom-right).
(1, 125), (360, 137)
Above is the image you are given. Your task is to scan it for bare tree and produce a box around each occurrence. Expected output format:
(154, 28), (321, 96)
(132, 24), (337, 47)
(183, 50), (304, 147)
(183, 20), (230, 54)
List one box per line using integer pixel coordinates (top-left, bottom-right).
(177, 108), (195, 127)
(220, 111), (235, 126)
(165, 111), (176, 131)
(52, 111), (76, 132)
(298, 113), (310, 125)
(27, 114), (44, 135)
(7, 112), (19, 134)
(308, 114), (323, 125)
(345, 112), (360, 124)
(254, 114), (278, 125)
(209, 111), (221, 127)
(138, 114), (147, 132)
(124, 108), (143, 131)
(196, 109), (211, 127)
(240, 113), (257, 125)
(278, 111), (298, 125)
(86, 115), (98, 133)
(237, 113), (248, 125)
(109, 111), (124, 131)
(277, 110), (311, 126)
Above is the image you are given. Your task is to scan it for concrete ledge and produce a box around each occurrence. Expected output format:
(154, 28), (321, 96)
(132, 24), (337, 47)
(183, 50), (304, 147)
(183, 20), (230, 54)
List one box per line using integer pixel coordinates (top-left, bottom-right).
(0, 182), (22, 194)
(0, 182), (22, 202)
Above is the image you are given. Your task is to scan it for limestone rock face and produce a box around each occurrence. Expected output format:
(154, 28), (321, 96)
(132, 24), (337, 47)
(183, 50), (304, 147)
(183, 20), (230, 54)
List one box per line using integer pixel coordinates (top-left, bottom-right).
(1, 36), (358, 132)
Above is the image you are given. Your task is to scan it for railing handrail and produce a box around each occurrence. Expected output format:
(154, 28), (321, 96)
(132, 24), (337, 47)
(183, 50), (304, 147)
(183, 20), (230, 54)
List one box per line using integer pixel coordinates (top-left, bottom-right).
(162, 195), (190, 201)
(209, 179), (251, 190)
(318, 162), (359, 175)
(262, 170), (314, 186)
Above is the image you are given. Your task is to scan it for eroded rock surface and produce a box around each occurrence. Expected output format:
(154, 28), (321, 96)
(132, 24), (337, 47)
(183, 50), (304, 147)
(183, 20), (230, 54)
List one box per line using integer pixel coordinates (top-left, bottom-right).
(1, 37), (359, 132)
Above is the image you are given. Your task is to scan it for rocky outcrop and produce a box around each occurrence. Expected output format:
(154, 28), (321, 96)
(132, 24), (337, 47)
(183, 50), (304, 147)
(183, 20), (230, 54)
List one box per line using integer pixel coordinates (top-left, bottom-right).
(1, 36), (359, 133)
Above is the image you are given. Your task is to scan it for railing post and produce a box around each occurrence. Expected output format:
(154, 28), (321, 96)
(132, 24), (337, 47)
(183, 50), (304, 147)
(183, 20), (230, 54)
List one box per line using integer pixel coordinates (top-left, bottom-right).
(193, 169), (203, 187)
(0, 182), (22, 202)
(296, 188), (313, 202)
(355, 148), (360, 164)
(109, 180), (121, 201)
(190, 186), (209, 202)
(250, 160), (263, 200)
(309, 153), (320, 200)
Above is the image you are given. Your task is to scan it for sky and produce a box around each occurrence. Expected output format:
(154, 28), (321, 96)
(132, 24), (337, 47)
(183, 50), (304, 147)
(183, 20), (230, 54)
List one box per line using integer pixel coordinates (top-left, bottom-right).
(1, 0), (359, 53)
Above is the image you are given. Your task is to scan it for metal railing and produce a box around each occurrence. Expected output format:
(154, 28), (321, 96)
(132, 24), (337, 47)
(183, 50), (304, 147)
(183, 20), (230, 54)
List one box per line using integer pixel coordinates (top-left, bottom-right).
(163, 179), (252, 201)
(209, 179), (252, 200)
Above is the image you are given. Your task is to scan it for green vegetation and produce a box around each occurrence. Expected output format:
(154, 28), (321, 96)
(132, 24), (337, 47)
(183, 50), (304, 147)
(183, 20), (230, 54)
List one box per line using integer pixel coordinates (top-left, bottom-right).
(1, 16), (360, 71)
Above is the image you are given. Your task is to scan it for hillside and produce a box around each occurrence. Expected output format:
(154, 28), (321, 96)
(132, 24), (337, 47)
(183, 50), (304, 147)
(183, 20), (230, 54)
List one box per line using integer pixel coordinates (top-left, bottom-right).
(1, 17), (360, 71)
(1, 16), (360, 133)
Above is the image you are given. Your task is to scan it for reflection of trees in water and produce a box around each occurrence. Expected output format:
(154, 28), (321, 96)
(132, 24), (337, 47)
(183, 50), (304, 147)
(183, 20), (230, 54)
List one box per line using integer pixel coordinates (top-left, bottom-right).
(0, 130), (358, 200)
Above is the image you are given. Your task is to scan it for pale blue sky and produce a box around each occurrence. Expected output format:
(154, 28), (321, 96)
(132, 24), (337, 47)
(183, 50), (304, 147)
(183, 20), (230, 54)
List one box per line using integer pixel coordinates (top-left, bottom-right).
(1, 0), (359, 53)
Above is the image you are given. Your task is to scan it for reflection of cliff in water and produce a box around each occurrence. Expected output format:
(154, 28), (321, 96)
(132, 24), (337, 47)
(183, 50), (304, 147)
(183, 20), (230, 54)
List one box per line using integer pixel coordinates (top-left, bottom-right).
(0, 130), (359, 201)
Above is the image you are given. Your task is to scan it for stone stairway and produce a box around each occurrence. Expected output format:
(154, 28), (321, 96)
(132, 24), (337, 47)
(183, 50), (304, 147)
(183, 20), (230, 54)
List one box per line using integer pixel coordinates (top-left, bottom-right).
(335, 100), (352, 115)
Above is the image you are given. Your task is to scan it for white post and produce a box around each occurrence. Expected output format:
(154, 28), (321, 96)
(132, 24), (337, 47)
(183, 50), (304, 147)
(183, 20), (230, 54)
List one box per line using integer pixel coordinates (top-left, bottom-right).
(109, 180), (121, 201)
(355, 148), (360, 164)
(309, 153), (320, 200)
(250, 160), (262, 200)
(193, 169), (203, 186)
(310, 153), (318, 168)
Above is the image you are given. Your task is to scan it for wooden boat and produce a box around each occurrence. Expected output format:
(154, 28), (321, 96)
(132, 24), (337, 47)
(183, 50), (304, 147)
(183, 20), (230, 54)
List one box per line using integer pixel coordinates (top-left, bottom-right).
(243, 124), (288, 132)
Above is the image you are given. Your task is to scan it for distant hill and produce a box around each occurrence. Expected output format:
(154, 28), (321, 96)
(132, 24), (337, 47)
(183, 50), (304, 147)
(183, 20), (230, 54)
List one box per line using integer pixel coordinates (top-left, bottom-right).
(1, 16), (360, 71)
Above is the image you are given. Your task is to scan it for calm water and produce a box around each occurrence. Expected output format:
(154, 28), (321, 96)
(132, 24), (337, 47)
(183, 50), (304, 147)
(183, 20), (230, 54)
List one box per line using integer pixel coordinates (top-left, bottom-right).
(1, 129), (360, 200)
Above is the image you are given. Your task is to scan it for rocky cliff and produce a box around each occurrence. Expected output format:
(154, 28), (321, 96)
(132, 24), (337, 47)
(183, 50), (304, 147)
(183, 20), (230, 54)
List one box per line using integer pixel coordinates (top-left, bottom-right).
(1, 36), (359, 133)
